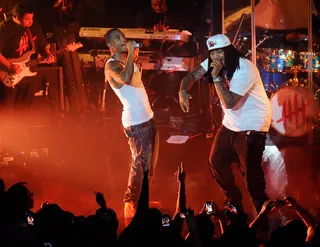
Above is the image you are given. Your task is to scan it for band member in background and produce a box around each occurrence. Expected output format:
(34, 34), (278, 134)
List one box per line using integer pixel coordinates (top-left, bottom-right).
(40, 0), (86, 122)
(104, 28), (159, 223)
(179, 34), (271, 214)
(135, 0), (170, 31)
(134, 0), (195, 114)
(0, 3), (55, 121)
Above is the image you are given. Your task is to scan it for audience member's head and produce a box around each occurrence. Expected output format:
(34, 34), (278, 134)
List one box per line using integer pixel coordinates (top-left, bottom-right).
(7, 182), (34, 210)
(196, 213), (215, 239)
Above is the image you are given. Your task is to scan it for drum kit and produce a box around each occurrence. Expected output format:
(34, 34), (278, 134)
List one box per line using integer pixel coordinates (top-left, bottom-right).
(230, 28), (320, 138)
(253, 41), (320, 137)
(222, 0), (320, 138)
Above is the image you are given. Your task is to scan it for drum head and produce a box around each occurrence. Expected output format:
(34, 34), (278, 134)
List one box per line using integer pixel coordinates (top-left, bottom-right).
(270, 86), (319, 137)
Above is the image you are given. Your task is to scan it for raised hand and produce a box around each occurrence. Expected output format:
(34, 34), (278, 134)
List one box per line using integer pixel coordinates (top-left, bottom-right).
(186, 207), (197, 229)
(259, 200), (276, 216)
(126, 41), (136, 55)
(179, 91), (192, 113)
(94, 191), (107, 209)
(175, 162), (186, 182)
(210, 60), (223, 80)
(200, 201), (222, 218)
(283, 196), (298, 209)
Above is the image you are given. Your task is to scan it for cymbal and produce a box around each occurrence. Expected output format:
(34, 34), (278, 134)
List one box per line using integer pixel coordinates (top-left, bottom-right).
(286, 32), (308, 43)
(225, 0), (313, 31)
(255, 0), (309, 30)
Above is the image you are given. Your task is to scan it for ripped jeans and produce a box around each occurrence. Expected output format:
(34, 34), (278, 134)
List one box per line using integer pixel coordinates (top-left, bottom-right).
(123, 118), (159, 204)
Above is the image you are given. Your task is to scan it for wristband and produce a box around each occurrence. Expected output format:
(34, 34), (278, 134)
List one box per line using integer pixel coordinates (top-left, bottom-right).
(213, 76), (222, 82)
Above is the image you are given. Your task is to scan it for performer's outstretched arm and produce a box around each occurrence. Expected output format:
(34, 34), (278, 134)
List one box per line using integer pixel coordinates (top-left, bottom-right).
(179, 65), (206, 113)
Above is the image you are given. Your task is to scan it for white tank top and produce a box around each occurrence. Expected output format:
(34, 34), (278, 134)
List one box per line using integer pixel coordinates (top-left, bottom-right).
(105, 58), (154, 128)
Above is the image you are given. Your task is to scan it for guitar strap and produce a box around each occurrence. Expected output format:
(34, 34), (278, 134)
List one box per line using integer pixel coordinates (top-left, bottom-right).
(26, 27), (36, 52)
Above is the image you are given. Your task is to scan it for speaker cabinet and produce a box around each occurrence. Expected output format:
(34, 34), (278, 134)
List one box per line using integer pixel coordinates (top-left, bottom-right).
(30, 65), (64, 126)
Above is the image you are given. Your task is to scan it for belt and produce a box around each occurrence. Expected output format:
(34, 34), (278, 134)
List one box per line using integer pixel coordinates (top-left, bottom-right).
(124, 117), (155, 132)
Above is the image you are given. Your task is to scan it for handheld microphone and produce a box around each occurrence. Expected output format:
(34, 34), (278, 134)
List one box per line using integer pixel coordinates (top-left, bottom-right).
(201, 63), (227, 82)
(200, 66), (213, 82)
(133, 43), (142, 48)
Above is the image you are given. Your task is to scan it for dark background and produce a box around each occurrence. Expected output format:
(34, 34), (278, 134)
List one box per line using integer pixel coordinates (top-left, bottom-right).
(0, 0), (253, 31)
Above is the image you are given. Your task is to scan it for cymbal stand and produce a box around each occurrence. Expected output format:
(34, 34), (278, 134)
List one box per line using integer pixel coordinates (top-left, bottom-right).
(232, 13), (247, 46)
(245, 35), (270, 58)
(205, 0), (219, 138)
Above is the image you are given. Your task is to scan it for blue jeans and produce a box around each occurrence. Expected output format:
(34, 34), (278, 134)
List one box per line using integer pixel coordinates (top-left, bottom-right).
(123, 118), (159, 204)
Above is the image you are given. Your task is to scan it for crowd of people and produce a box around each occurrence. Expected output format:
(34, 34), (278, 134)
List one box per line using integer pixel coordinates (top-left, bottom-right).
(0, 1), (320, 246)
(0, 163), (319, 247)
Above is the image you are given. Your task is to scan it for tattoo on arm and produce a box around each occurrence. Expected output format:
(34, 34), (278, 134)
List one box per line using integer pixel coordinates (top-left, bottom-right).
(180, 65), (206, 92)
(214, 79), (241, 109)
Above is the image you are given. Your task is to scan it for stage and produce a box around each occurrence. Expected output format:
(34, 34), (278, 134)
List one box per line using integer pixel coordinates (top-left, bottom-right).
(0, 109), (319, 234)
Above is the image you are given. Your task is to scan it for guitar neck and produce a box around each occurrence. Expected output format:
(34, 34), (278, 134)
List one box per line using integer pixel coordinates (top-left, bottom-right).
(25, 48), (65, 67)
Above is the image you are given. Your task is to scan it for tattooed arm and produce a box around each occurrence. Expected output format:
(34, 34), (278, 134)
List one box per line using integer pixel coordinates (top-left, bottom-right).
(179, 65), (207, 113)
(213, 78), (242, 109)
(180, 65), (207, 92)
(211, 60), (242, 109)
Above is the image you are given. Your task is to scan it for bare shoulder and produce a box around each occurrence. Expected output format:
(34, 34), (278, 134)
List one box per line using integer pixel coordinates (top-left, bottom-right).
(105, 60), (122, 72)
(105, 60), (124, 89)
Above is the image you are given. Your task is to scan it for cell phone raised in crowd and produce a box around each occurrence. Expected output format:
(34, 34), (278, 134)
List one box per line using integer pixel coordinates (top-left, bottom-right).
(275, 199), (285, 207)
(26, 212), (34, 225)
(229, 203), (237, 214)
(224, 202), (238, 217)
(179, 212), (186, 218)
(162, 214), (171, 227)
(205, 201), (215, 215)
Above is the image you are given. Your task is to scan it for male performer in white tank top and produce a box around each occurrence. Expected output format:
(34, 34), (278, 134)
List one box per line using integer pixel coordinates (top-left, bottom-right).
(104, 28), (159, 221)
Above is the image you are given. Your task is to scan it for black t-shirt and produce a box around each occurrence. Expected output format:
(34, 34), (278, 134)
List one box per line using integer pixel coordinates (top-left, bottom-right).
(0, 17), (47, 59)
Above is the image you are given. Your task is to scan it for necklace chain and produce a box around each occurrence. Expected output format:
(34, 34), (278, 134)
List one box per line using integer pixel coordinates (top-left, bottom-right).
(112, 55), (125, 65)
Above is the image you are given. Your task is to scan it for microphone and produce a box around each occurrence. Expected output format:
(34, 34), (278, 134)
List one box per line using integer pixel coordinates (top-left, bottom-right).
(200, 66), (227, 82)
(133, 43), (142, 48)
(205, 66), (213, 76)
(199, 66), (213, 82)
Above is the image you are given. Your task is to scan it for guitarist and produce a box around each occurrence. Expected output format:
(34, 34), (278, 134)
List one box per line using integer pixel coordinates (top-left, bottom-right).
(0, 3), (55, 120)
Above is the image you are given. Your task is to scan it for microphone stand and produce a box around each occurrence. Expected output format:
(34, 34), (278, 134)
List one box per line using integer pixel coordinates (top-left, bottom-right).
(245, 35), (269, 58)
(205, 0), (217, 138)
(232, 13), (246, 46)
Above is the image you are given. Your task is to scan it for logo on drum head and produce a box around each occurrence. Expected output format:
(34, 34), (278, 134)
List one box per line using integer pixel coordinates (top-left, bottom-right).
(277, 93), (308, 129)
(271, 87), (314, 137)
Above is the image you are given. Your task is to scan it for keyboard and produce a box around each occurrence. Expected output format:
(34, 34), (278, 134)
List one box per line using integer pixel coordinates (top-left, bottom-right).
(79, 27), (192, 42)
(78, 50), (197, 72)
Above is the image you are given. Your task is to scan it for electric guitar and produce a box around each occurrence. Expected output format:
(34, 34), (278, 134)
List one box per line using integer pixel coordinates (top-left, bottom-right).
(0, 42), (83, 88)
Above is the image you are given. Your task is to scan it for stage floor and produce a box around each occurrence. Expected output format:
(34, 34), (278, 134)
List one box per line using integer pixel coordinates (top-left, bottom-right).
(0, 115), (319, 234)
